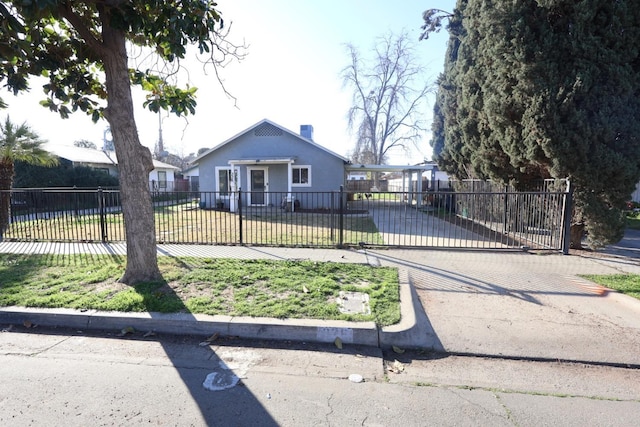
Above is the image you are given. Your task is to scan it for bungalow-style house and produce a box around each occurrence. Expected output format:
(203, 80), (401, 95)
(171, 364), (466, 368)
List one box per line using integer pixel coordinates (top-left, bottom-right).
(194, 119), (349, 210)
(44, 144), (179, 191)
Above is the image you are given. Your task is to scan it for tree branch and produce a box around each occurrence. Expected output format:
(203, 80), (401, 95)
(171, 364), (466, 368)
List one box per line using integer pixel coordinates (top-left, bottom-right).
(57, 2), (104, 57)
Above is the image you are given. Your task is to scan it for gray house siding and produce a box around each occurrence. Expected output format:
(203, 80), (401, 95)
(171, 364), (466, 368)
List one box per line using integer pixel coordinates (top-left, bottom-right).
(198, 121), (347, 210)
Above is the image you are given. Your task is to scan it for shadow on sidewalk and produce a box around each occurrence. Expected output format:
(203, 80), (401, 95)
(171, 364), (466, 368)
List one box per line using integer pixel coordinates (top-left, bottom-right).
(368, 251), (544, 305)
(0, 250), (279, 426)
(367, 250), (618, 303)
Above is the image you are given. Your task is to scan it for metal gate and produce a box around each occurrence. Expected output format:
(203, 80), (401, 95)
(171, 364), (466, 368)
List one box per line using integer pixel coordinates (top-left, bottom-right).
(1, 181), (570, 252)
(348, 181), (570, 251)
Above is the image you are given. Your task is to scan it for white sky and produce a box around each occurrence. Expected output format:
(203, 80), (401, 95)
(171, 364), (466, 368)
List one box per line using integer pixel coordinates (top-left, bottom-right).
(2, 0), (455, 165)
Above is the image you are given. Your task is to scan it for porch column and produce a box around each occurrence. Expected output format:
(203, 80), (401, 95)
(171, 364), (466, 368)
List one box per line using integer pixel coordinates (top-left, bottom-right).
(229, 161), (238, 213)
(287, 161), (295, 211)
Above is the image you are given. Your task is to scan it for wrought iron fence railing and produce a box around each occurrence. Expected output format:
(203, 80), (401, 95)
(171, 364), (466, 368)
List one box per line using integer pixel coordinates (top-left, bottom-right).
(0, 183), (571, 251)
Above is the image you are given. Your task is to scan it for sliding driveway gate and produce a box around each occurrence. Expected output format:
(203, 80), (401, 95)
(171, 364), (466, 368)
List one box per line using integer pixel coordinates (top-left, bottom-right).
(1, 180), (571, 252)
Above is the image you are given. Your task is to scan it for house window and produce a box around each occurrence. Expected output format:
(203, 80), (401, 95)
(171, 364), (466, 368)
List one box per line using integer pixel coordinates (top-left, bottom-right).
(95, 168), (110, 175)
(157, 171), (167, 189)
(292, 166), (311, 187)
(217, 167), (238, 196)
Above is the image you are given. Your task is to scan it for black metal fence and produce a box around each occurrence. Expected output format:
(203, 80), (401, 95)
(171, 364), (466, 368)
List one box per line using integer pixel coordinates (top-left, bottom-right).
(449, 179), (570, 251)
(1, 182), (571, 251)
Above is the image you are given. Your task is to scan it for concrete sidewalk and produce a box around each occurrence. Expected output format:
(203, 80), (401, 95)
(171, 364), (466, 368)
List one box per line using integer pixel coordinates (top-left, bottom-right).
(1, 241), (639, 366)
(369, 248), (640, 366)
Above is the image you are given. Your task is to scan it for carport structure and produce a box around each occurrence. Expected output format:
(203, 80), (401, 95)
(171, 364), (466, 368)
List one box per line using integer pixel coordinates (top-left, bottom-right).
(344, 163), (437, 208)
(343, 166), (571, 253)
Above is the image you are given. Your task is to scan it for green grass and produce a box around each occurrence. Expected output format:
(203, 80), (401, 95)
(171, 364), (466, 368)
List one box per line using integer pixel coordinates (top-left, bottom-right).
(581, 274), (640, 300)
(7, 200), (383, 246)
(0, 254), (400, 326)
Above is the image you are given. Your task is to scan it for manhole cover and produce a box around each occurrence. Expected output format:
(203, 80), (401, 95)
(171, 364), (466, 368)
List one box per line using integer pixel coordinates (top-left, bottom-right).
(336, 291), (371, 315)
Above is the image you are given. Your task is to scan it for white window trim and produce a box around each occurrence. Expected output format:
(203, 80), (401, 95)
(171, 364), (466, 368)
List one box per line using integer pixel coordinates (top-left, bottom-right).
(157, 170), (167, 188)
(292, 165), (311, 187)
(215, 166), (239, 198)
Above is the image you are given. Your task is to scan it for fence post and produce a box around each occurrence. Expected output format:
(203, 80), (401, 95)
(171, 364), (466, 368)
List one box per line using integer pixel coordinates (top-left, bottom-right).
(98, 187), (107, 243)
(503, 184), (509, 232)
(0, 190), (7, 241)
(339, 185), (344, 248)
(330, 191), (335, 242)
(561, 179), (573, 255)
(238, 187), (243, 244)
(73, 185), (79, 217)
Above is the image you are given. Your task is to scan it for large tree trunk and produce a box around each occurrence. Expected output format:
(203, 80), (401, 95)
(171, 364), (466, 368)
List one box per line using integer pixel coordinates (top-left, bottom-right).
(0, 158), (14, 240)
(101, 26), (162, 284)
(570, 223), (585, 250)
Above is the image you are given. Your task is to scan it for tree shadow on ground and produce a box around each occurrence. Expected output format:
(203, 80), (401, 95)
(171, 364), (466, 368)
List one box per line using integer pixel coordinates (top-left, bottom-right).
(0, 249), (278, 425)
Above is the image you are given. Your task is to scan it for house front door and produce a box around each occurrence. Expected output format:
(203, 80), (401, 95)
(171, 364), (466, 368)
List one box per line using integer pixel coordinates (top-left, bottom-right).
(248, 167), (268, 205)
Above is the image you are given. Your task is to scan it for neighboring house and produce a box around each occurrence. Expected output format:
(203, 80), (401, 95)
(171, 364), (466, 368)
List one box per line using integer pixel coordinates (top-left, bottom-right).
(194, 119), (349, 210)
(347, 171), (367, 180)
(45, 143), (119, 177)
(44, 144), (179, 191)
(181, 164), (199, 192)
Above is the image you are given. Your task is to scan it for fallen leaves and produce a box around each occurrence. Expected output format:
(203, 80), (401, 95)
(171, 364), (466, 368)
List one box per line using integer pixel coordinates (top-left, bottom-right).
(334, 337), (343, 349)
(199, 332), (220, 347)
(118, 326), (135, 336)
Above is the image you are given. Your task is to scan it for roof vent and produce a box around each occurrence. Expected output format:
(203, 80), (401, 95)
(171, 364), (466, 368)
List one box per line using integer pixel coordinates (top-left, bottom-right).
(300, 125), (314, 141)
(255, 123), (283, 137)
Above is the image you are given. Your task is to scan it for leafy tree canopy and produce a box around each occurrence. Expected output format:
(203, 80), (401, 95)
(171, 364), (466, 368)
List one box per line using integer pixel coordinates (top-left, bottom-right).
(0, 116), (56, 167)
(0, 115), (57, 237)
(0, 0), (237, 120)
(426, 0), (640, 248)
(0, 0), (243, 283)
(14, 159), (119, 188)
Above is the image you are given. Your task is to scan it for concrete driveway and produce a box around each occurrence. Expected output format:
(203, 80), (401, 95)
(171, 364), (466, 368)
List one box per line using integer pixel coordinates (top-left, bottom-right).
(367, 248), (640, 366)
(368, 202), (511, 249)
(596, 228), (640, 259)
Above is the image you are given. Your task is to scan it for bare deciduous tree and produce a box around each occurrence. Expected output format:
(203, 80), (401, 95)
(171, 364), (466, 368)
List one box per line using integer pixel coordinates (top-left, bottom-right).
(342, 31), (432, 166)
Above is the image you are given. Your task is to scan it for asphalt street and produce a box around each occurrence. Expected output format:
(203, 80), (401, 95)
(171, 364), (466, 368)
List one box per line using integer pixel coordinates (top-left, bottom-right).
(1, 232), (640, 425)
(1, 327), (639, 426)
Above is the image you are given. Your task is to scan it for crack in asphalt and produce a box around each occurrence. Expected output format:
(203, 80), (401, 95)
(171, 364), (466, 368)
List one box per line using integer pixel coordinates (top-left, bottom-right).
(325, 392), (335, 426)
(25, 335), (74, 357)
(493, 392), (519, 426)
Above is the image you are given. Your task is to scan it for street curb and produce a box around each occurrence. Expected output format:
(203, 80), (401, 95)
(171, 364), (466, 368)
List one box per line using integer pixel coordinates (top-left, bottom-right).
(379, 269), (445, 352)
(0, 307), (379, 347)
(0, 268), (423, 349)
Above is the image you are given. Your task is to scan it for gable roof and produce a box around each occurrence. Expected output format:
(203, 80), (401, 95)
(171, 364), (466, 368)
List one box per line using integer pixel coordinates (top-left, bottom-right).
(193, 119), (350, 164)
(45, 144), (179, 170)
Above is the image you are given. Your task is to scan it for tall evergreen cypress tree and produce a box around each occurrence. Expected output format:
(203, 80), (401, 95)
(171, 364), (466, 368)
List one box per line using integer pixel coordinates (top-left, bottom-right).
(430, 0), (640, 248)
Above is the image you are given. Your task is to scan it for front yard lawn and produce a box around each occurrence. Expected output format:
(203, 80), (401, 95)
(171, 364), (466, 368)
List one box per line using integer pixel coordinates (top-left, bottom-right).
(0, 254), (400, 326)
